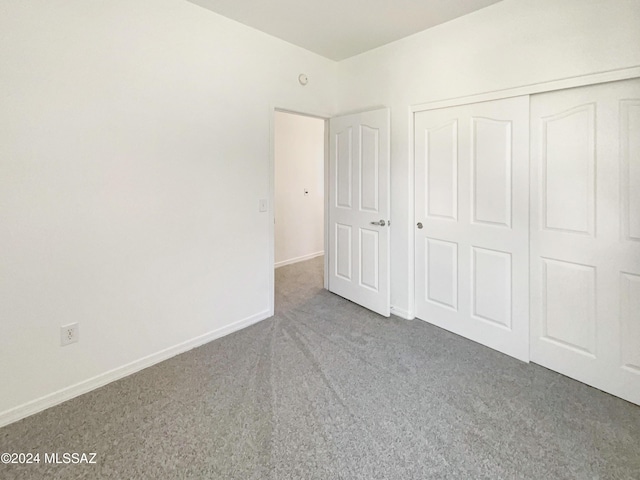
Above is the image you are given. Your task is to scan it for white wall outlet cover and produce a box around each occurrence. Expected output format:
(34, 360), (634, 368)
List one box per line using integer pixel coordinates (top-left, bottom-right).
(60, 323), (79, 346)
(298, 74), (308, 86)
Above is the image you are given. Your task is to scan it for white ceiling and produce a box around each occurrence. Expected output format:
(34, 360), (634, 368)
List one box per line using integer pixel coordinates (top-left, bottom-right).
(188, 0), (503, 61)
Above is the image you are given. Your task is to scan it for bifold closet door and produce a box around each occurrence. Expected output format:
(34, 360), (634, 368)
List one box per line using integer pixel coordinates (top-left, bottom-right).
(414, 96), (530, 361)
(530, 78), (640, 405)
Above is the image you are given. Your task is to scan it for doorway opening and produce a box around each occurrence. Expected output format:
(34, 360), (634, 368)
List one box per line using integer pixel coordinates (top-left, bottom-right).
(272, 110), (328, 313)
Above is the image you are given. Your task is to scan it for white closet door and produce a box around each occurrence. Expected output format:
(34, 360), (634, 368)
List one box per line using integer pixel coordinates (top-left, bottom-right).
(329, 108), (390, 317)
(530, 78), (640, 405)
(414, 96), (530, 361)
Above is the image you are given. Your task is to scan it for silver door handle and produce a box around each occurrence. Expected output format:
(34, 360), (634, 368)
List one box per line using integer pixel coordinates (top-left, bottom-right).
(370, 220), (386, 226)
(417, 222), (423, 229)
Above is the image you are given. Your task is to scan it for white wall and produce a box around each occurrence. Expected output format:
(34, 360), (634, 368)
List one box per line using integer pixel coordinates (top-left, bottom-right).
(0, 0), (337, 422)
(274, 112), (325, 267)
(336, 0), (640, 317)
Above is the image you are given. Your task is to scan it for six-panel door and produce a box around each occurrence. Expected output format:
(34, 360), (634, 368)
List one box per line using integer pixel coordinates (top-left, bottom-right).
(329, 108), (390, 317)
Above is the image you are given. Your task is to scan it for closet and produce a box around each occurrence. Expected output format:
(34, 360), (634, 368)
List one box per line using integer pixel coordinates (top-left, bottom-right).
(414, 77), (640, 405)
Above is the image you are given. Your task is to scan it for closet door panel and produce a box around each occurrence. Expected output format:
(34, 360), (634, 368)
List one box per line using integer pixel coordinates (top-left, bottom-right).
(530, 78), (640, 406)
(415, 95), (530, 362)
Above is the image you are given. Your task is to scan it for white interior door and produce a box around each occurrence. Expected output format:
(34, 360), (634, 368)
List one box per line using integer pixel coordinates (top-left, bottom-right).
(530, 78), (640, 405)
(414, 96), (530, 361)
(329, 108), (390, 316)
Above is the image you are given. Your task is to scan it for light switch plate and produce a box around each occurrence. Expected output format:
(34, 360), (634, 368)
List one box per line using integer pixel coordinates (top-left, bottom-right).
(259, 199), (268, 212)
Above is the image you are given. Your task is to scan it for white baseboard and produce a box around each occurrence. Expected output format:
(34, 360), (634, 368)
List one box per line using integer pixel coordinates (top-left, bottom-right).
(275, 251), (324, 269)
(0, 309), (271, 429)
(390, 305), (415, 320)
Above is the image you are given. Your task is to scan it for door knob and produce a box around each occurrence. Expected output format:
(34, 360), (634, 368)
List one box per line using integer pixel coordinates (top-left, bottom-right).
(417, 222), (423, 229)
(370, 220), (386, 226)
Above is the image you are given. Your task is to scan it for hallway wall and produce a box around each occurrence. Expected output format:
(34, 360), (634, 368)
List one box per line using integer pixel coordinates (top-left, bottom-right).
(274, 112), (325, 268)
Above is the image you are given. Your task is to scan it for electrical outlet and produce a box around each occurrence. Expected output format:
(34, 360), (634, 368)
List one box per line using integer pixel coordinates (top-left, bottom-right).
(60, 323), (79, 346)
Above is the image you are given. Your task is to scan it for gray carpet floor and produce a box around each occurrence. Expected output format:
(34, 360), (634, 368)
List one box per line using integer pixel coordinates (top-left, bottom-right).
(1, 256), (639, 479)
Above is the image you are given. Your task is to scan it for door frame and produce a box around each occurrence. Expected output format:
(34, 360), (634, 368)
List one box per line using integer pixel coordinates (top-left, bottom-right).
(409, 65), (640, 318)
(268, 106), (331, 316)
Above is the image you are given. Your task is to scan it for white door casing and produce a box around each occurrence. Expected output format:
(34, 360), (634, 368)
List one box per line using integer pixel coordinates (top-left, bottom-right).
(329, 108), (390, 316)
(530, 78), (640, 405)
(414, 96), (530, 361)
